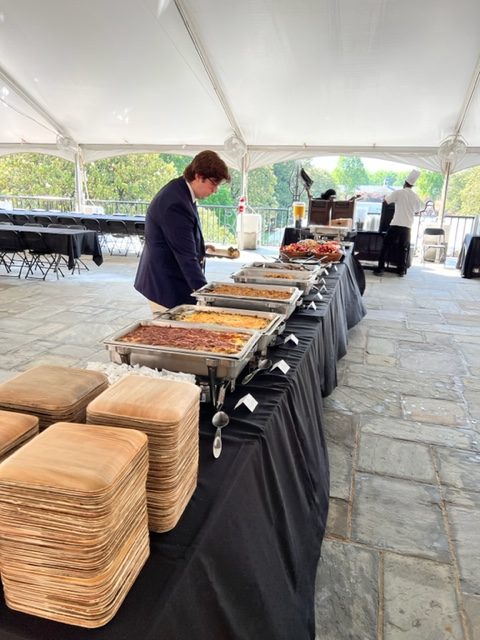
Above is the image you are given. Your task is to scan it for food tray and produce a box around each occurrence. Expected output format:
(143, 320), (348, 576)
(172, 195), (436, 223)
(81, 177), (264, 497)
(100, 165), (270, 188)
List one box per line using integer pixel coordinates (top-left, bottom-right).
(247, 260), (322, 275)
(104, 320), (261, 380)
(192, 282), (303, 319)
(158, 305), (285, 356)
(231, 267), (317, 294)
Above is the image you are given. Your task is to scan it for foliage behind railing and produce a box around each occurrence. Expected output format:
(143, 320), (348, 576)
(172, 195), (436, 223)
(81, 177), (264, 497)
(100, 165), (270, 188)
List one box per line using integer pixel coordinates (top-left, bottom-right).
(1, 193), (476, 253)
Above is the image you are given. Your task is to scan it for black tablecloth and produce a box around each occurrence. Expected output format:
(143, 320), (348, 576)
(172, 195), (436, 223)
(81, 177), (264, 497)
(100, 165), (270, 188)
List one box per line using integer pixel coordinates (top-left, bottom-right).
(457, 234), (480, 278)
(0, 209), (144, 235)
(0, 251), (365, 640)
(0, 224), (103, 270)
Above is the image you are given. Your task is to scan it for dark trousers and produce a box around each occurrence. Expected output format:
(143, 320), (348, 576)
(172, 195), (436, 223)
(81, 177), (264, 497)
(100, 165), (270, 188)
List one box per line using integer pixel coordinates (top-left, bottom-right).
(377, 225), (411, 273)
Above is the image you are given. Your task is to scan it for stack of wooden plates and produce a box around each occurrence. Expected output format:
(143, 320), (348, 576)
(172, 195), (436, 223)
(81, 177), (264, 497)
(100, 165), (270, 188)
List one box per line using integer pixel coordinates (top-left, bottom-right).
(0, 365), (108, 430)
(0, 422), (149, 628)
(87, 376), (201, 532)
(0, 409), (39, 462)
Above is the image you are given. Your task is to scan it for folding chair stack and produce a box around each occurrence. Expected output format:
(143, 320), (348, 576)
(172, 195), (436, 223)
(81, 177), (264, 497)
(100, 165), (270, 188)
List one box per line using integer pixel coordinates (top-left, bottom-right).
(0, 365), (108, 430)
(0, 422), (150, 627)
(87, 376), (201, 532)
(0, 409), (39, 462)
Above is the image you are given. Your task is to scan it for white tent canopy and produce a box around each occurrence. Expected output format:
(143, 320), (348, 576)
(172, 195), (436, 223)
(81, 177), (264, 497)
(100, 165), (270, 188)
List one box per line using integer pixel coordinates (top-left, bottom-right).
(1, 0), (480, 174)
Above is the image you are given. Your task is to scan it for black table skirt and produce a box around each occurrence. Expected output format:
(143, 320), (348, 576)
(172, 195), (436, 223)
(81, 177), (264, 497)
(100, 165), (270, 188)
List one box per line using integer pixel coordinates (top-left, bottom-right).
(457, 234), (480, 278)
(0, 209), (144, 236)
(0, 252), (366, 640)
(0, 224), (103, 270)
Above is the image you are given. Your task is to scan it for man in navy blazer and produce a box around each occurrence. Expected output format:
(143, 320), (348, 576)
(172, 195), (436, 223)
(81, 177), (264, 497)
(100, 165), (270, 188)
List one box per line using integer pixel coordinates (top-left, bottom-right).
(134, 151), (230, 311)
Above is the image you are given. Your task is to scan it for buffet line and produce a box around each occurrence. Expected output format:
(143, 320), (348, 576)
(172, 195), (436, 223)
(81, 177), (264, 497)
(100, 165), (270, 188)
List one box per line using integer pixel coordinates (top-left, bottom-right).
(0, 236), (351, 633)
(104, 237), (347, 408)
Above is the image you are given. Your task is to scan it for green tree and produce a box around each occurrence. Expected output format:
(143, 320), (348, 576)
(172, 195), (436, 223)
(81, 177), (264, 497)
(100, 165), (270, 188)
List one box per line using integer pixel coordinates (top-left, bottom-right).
(367, 170), (400, 187)
(449, 167), (480, 215)
(85, 154), (176, 201)
(0, 153), (74, 196)
(307, 165), (336, 198)
(273, 161), (301, 208)
(246, 166), (278, 208)
(415, 171), (444, 202)
(332, 156), (368, 196)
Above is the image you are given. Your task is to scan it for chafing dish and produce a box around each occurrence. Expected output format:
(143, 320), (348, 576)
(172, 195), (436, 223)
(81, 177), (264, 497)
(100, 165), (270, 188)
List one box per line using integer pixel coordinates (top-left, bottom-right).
(104, 319), (261, 383)
(231, 267), (318, 294)
(247, 261), (323, 277)
(192, 282), (303, 318)
(158, 305), (285, 356)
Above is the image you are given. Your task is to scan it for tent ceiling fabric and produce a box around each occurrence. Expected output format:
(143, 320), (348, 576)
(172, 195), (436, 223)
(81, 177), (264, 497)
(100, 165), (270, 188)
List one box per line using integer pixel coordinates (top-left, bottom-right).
(1, 0), (480, 173)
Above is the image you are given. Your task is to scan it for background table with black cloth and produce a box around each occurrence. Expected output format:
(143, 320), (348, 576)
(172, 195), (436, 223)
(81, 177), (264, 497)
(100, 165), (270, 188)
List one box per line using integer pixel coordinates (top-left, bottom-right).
(0, 209), (145, 235)
(457, 234), (480, 278)
(0, 251), (365, 640)
(0, 223), (103, 270)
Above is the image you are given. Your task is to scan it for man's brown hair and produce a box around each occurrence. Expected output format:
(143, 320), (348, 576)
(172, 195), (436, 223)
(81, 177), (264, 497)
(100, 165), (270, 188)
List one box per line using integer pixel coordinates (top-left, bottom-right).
(184, 150), (231, 183)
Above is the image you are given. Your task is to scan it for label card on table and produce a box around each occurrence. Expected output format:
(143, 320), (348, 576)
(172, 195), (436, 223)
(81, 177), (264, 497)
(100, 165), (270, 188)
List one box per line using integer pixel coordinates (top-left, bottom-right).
(271, 359), (290, 374)
(284, 333), (299, 345)
(307, 300), (317, 310)
(320, 277), (327, 285)
(320, 284), (327, 293)
(234, 393), (258, 412)
(315, 292), (323, 301)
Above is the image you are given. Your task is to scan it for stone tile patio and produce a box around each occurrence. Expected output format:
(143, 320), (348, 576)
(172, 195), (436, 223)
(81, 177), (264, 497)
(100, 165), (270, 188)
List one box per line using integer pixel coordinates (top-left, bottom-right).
(0, 251), (479, 639)
(317, 261), (480, 640)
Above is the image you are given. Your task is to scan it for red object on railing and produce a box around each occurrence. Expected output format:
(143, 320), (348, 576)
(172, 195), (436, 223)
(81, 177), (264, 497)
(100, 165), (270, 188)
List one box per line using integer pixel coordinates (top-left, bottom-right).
(238, 196), (246, 215)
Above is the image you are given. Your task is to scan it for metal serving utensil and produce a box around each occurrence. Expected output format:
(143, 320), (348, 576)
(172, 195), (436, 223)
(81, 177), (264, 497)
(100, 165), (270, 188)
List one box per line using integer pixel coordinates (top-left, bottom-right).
(240, 358), (272, 385)
(211, 380), (230, 459)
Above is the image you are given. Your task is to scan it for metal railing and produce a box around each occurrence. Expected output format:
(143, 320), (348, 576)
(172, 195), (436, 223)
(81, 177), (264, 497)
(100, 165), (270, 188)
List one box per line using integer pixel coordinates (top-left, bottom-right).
(1, 194), (477, 252)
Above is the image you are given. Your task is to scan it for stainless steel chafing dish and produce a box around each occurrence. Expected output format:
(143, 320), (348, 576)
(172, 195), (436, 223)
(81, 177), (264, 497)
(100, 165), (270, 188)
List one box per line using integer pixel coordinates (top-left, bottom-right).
(247, 261), (323, 277)
(192, 281), (303, 318)
(157, 305), (285, 356)
(104, 319), (261, 382)
(231, 267), (318, 294)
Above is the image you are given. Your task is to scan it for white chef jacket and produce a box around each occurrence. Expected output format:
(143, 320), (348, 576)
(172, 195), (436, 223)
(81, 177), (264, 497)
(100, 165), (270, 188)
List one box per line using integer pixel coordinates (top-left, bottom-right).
(385, 188), (424, 228)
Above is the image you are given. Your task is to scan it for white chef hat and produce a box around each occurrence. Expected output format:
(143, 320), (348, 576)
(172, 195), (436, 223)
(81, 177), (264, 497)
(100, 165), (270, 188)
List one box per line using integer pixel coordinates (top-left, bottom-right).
(406, 169), (420, 186)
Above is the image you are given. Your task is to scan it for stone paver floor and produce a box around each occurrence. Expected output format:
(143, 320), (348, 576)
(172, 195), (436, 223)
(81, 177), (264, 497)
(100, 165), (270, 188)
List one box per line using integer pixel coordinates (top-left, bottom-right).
(316, 260), (480, 640)
(1, 251), (479, 639)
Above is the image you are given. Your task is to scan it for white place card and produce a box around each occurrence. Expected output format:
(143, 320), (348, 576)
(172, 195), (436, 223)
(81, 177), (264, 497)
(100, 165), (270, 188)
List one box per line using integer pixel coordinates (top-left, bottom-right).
(307, 300), (317, 310)
(271, 359), (290, 374)
(320, 284), (327, 292)
(315, 292), (323, 301)
(333, 264), (338, 271)
(284, 333), (299, 345)
(234, 393), (258, 412)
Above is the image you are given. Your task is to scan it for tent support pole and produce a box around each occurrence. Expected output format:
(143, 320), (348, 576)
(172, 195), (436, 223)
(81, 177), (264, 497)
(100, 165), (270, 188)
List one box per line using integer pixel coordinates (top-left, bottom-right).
(438, 161), (451, 228)
(74, 150), (86, 212)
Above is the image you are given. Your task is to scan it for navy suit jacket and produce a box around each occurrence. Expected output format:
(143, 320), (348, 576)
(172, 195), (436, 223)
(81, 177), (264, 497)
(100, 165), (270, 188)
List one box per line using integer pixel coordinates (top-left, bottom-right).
(134, 177), (207, 307)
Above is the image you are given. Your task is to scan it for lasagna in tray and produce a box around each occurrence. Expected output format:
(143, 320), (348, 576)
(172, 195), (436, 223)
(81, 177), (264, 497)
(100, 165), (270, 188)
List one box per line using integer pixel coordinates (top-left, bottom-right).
(210, 284), (292, 300)
(119, 325), (249, 355)
(175, 311), (270, 330)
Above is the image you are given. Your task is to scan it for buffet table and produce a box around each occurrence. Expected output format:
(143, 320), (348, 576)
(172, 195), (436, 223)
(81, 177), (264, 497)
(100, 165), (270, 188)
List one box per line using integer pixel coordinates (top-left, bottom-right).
(0, 251), (365, 640)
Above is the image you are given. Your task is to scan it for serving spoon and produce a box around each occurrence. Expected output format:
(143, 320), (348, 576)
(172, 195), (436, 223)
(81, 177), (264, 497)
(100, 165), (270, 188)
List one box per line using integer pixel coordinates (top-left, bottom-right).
(212, 410), (230, 458)
(211, 380), (230, 459)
